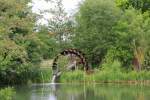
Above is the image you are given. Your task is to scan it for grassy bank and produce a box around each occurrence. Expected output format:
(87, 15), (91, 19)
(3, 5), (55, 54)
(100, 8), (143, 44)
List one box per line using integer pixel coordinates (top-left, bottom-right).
(36, 68), (150, 84)
(31, 68), (52, 83)
(60, 70), (150, 84)
(0, 87), (15, 100)
(37, 59), (148, 84)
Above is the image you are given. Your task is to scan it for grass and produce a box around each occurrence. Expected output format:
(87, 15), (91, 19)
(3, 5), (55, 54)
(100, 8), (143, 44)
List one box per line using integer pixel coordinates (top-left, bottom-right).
(60, 70), (84, 83)
(31, 59), (150, 84)
(32, 68), (52, 83)
(0, 87), (15, 100)
(33, 67), (150, 84)
(59, 70), (150, 84)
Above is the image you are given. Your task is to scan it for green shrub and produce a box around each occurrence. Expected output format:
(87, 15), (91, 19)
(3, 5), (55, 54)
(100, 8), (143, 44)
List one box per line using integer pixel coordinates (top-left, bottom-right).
(0, 87), (15, 100)
(102, 60), (122, 72)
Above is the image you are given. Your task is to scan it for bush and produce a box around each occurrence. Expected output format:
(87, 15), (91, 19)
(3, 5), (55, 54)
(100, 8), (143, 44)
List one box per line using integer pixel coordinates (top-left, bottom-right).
(0, 87), (15, 100)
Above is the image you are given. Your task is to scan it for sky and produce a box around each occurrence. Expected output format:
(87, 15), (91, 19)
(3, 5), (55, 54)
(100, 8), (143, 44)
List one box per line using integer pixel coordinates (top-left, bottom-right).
(32, 0), (82, 14)
(32, 0), (82, 24)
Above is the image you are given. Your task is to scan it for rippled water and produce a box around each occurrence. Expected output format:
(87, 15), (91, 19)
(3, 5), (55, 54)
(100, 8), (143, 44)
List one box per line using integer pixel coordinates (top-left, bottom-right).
(14, 83), (150, 100)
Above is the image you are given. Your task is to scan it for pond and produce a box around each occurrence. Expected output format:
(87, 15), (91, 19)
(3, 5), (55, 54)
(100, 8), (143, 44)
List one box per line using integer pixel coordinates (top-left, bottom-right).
(14, 83), (150, 100)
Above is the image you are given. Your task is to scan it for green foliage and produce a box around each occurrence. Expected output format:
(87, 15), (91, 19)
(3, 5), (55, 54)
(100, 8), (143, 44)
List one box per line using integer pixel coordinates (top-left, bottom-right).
(0, 87), (15, 100)
(0, 39), (32, 84)
(32, 68), (52, 83)
(94, 60), (124, 81)
(102, 48), (133, 69)
(60, 70), (84, 83)
(116, 0), (150, 12)
(144, 51), (150, 70)
(59, 69), (150, 83)
(0, 0), (62, 85)
(0, 0), (36, 37)
(0, 0), (150, 85)
(37, 26), (59, 59)
(116, 0), (128, 8)
(73, 0), (122, 66)
(73, 0), (150, 70)
(42, 0), (74, 44)
(59, 60), (150, 83)
(102, 60), (122, 72)
(0, 40), (27, 69)
(114, 8), (150, 69)
(0, 0), (52, 84)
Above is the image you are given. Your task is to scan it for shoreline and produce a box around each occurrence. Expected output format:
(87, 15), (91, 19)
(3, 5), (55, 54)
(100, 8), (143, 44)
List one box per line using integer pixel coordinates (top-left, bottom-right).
(30, 80), (150, 86)
(58, 80), (150, 86)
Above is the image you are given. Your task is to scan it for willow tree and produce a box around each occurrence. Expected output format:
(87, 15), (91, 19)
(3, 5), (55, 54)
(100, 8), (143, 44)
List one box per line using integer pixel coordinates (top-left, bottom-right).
(72, 0), (122, 67)
(73, 0), (150, 70)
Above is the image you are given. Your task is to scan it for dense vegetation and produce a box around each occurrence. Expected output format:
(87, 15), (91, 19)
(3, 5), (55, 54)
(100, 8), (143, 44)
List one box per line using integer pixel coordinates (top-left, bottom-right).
(0, 87), (15, 100)
(0, 0), (149, 85)
(0, 0), (58, 84)
(73, 0), (150, 70)
(1, 0), (149, 99)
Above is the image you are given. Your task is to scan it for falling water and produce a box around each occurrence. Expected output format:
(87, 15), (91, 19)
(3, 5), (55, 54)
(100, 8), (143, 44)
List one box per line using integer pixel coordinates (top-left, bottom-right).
(51, 71), (62, 83)
(51, 75), (57, 83)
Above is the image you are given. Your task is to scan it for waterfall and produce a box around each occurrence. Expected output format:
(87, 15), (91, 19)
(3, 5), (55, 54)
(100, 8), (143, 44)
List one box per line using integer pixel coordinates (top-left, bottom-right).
(51, 72), (61, 83)
(51, 63), (76, 83)
(51, 75), (57, 83)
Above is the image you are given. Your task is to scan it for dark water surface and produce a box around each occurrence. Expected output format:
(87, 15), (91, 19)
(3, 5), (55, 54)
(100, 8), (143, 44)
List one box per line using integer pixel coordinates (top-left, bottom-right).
(14, 83), (150, 100)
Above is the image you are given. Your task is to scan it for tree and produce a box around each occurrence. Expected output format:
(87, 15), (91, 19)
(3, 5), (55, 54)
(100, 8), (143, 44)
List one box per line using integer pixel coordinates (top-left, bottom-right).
(37, 25), (59, 59)
(0, 0), (36, 39)
(112, 8), (150, 71)
(0, 0), (44, 84)
(43, 0), (74, 44)
(73, 0), (150, 70)
(116, 0), (150, 12)
(72, 0), (122, 66)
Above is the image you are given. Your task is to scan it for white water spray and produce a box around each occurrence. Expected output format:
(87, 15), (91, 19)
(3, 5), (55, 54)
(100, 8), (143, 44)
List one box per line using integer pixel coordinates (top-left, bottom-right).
(51, 72), (62, 83)
(51, 75), (57, 83)
(51, 63), (76, 83)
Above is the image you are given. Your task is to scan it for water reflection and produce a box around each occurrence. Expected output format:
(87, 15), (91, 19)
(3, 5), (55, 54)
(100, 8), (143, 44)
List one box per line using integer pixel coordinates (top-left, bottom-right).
(14, 83), (150, 100)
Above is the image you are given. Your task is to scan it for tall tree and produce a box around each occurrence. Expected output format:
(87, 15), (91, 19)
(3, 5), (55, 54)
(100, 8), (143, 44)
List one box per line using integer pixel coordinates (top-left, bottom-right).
(73, 0), (150, 70)
(43, 0), (74, 44)
(110, 8), (150, 71)
(0, 0), (43, 84)
(73, 0), (122, 66)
